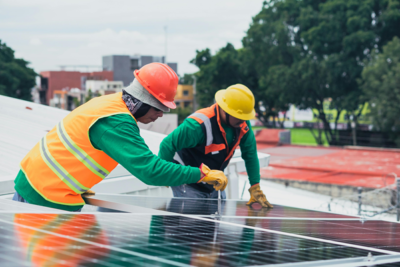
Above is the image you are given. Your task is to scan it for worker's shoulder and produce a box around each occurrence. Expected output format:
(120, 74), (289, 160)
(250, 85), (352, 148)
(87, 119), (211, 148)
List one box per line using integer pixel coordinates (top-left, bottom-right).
(93, 113), (137, 129)
(184, 117), (203, 128)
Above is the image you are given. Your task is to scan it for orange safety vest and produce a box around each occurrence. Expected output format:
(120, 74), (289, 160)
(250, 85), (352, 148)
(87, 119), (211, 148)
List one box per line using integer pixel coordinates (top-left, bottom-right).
(173, 104), (249, 193)
(174, 103), (249, 171)
(20, 92), (135, 206)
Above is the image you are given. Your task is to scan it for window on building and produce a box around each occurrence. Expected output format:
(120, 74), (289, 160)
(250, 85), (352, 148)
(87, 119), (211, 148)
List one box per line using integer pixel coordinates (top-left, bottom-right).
(183, 90), (189, 96)
(131, 59), (139, 70)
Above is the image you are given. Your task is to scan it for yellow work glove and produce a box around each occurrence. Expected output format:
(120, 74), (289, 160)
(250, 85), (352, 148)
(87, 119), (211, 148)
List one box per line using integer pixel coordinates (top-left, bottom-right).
(82, 189), (96, 196)
(198, 163), (228, 191)
(246, 184), (273, 208)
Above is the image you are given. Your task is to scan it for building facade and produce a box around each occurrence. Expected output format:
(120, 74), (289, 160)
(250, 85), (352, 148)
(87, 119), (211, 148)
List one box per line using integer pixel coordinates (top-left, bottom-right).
(174, 85), (193, 109)
(40, 71), (113, 105)
(85, 80), (124, 96)
(102, 55), (178, 86)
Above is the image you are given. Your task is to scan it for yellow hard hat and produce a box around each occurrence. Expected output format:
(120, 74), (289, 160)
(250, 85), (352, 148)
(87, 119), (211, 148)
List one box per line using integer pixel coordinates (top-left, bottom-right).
(215, 84), (256, 121)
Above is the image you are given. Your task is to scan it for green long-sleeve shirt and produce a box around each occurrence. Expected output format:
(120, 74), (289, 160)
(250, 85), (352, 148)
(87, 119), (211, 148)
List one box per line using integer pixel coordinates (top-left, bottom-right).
(159, 118), (260, 186)
(14, 114), (201, 211)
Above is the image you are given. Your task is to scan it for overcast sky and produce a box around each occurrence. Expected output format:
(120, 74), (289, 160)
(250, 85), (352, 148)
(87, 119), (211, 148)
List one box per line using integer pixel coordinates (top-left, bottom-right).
(0, 0), (264, 77)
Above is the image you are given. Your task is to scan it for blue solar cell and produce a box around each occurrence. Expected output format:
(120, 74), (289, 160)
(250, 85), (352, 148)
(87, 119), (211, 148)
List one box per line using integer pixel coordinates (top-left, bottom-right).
(222, 218), (400, 253)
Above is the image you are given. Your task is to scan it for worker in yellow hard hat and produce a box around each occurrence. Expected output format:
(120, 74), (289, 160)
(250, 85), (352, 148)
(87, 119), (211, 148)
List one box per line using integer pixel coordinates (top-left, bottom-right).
(159, 84), (273, 208)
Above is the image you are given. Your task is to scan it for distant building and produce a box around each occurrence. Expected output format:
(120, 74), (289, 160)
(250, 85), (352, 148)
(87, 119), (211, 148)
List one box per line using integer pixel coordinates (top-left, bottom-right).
(102, 55), (178, 86)
(40, 71), (113, 105)
(174, 85), (193, 109)
(51, 89), (84, 111)
(85, 80), (124, 96)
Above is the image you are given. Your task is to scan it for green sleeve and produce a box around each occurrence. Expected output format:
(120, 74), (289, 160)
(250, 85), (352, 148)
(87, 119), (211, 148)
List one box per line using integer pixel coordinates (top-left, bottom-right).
(240, 121), (260, 186)
(89, 114), (201, 186)
(158, 118), (205, 162)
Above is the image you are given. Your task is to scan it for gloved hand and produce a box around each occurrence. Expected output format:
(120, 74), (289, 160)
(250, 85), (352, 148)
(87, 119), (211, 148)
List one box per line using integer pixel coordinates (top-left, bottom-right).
(82, 189), (96, 196)
(198, 163), (228, 191)
(246, 184), (273, 208)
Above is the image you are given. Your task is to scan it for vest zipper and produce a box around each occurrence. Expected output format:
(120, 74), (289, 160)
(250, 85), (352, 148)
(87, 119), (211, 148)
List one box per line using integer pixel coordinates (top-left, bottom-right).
(220, 125), (245, 169)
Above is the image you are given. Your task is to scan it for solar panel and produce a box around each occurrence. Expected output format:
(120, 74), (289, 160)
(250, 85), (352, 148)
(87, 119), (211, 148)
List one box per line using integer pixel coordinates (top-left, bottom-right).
(84, 194), (357, 219)
(2, 193), (400, 266)
(0, 213), (393, 266)
(222, 218), (400, 253)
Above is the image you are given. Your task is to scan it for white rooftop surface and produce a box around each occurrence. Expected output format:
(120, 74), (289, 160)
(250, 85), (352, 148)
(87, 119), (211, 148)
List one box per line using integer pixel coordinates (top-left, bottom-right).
(0, 96), (71, 184)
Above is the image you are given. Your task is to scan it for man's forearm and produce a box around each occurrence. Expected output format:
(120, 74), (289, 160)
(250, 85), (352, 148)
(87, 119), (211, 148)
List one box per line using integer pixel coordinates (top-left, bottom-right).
(159, 136), (177, 162)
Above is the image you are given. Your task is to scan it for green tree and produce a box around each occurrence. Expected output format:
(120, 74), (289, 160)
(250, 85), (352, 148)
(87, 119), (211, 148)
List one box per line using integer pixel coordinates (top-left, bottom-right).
(190, 0), (400, 142)
(179, 74), (194, 85)
(242, 0), (400, 145)
(361, 37), (400, 146)
(85, 89), (93, 102)
(191, 43), (245, 108)
(0, 40), (36, 101)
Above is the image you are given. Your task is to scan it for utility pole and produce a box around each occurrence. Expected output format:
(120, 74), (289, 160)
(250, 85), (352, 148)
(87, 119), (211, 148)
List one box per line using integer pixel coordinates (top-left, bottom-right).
(350, 115), (357, 146)
(164, 26), (168, 64)
(192, 75), (197, 113)
(397, 178), (400, 222)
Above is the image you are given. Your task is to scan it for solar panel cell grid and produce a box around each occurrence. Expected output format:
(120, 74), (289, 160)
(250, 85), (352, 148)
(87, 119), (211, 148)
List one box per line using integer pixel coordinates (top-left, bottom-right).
(223, 218), (400, 253)
(0, 213), (389, 266)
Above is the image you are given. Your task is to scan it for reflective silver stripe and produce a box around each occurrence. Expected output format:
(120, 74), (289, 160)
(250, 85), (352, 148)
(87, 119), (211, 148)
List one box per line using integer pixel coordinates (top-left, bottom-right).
(58, 122), (108, 177)
(40, 138), (87, 193)
(190, 113), (213, 146)
(173, 153), (185, 165)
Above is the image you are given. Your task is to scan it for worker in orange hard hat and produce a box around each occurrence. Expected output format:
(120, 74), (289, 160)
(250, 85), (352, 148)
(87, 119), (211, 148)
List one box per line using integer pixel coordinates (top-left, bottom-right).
(159, 84), (273, 208)
(12, 63), (228, 212)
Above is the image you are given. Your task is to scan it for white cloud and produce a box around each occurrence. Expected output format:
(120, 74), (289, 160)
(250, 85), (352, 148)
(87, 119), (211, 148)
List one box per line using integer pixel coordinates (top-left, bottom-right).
(29, 38), (42, 45)
(0, 0), (264, 76)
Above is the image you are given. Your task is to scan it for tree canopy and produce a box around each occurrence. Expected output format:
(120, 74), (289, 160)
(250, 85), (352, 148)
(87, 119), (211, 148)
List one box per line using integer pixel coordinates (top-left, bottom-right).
(191, 0), (400, 146)
(0, 40), (36, 101)
(361, 37), (400, 146)
(191, 43), (245, 107)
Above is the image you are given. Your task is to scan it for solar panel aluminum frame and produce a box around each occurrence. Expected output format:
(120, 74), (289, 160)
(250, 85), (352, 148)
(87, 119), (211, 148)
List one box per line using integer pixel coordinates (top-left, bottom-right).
(253, 254), (400, 267)
(185, 215), (400, 256)
(0, 198), (66, 213)
(83, 193), (359, 219)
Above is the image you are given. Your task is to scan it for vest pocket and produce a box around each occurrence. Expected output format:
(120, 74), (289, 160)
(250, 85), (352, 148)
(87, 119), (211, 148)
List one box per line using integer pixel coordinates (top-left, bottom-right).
(205, 143), (226, 155)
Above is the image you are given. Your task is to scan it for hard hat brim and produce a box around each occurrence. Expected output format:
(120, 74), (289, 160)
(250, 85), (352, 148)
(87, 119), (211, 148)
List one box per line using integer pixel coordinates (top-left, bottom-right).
(161, 100), (176, 109)
(215, 90), (256, 121)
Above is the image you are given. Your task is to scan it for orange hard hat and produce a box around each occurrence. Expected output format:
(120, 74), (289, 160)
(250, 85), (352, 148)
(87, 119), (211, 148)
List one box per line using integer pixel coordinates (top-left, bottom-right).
(134, 63), (178, 109)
